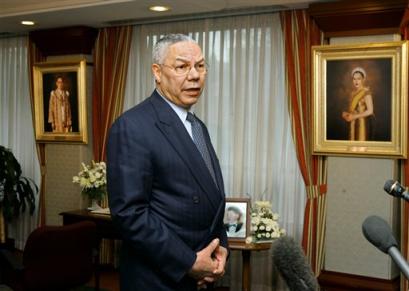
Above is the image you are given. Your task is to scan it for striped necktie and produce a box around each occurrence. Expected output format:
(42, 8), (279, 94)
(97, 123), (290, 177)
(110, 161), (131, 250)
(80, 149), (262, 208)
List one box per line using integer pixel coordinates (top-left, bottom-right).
(186, 112), (217, 187)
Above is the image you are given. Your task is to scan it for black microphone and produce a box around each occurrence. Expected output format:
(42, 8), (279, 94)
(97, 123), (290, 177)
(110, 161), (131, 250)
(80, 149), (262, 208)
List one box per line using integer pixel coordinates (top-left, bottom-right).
(362, 215), (409, 279)
(272, 236), (318, 291)
(383, 179), (409, 201)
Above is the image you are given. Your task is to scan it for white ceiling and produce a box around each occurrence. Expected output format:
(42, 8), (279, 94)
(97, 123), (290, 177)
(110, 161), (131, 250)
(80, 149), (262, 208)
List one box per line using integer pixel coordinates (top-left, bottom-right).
(0, 0), (326, 35)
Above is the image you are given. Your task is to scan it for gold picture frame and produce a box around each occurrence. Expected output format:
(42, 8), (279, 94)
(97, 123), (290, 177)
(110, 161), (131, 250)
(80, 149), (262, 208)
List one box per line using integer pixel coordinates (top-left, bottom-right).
(312, 41), (408, 158)
(224, 197), (251, 243)
(33, 60), (88, 143)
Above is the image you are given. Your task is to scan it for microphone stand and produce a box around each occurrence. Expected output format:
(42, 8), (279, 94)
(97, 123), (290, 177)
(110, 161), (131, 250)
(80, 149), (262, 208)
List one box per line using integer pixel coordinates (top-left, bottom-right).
(388, 247), (409, 279)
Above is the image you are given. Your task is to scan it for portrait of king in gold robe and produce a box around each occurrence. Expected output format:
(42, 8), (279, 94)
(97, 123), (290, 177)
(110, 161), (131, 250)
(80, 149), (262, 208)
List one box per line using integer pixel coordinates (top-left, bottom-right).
(48, 75), (72, 133)
(42, 72), (79, 134)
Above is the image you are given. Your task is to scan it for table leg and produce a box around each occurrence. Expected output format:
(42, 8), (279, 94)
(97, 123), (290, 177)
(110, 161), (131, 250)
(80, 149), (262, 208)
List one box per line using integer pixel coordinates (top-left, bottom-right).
(95, 258), (100, 291)
(93, 241), (101, 291)
(242, 250), (251, 291)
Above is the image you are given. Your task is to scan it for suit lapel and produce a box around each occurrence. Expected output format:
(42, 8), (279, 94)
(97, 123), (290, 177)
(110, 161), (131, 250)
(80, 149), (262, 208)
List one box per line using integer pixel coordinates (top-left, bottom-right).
(149, 91), (221, 210)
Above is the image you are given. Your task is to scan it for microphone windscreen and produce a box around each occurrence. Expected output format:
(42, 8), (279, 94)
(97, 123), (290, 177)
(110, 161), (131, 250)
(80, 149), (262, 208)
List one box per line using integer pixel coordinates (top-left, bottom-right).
(362, 215), (397, 253)
(383, 179), (395, 194)
(272, 236), (318, 291)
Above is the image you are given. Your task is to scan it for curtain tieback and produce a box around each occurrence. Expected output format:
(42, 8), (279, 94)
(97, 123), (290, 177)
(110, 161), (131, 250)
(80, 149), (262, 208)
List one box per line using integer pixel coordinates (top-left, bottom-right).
(306, 184), (327, 199)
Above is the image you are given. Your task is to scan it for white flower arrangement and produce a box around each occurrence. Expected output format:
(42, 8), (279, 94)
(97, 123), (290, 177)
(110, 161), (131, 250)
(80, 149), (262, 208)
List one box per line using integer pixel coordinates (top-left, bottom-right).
(72, 161), (107, 200)
(247, 200), (285, 243)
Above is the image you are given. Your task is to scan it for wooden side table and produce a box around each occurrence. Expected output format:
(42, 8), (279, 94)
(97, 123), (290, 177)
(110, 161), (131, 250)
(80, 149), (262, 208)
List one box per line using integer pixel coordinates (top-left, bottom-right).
(229, 241), (272, 291)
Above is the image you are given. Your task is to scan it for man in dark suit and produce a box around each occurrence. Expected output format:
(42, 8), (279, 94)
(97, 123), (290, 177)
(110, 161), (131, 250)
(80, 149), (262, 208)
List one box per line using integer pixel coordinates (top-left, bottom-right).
(107, 34), (228, 291)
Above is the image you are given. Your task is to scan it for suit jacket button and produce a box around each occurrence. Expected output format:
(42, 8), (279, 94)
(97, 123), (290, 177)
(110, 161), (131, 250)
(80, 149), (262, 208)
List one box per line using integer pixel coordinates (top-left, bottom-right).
(193, 196), (200, 203)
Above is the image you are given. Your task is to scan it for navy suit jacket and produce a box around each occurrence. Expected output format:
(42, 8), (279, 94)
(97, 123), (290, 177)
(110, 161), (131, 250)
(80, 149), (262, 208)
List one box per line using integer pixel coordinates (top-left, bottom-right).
(107, 90), (228, 291)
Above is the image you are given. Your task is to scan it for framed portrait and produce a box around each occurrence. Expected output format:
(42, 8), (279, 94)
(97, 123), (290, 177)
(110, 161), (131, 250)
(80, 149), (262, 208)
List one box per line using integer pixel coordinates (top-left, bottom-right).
(33, 60), (88, 143)
(224, 197), (250, 243)
(312, 41), (408, 158)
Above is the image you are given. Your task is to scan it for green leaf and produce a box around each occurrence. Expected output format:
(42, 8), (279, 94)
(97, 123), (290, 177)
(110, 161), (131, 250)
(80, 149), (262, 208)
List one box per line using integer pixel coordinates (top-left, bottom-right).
(0, 145), (38, 221)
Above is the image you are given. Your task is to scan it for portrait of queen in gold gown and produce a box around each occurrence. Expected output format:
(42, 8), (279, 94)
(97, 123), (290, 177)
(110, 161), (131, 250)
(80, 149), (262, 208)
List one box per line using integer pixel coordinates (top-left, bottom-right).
(341, 67), (375, 141)
(326, 59), (391, 142)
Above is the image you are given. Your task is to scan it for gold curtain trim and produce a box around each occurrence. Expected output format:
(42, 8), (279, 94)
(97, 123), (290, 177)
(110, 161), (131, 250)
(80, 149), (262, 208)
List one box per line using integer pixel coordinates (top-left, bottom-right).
(303, 194), (327, 275)
(306, 184), (327, 199)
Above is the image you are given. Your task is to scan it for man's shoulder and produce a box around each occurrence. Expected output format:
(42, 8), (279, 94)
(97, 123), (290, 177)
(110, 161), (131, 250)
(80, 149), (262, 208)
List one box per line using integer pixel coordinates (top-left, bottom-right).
(118, 95), (156, 121)
(126, 97), (152, 114)
(108, 98), (151, 134)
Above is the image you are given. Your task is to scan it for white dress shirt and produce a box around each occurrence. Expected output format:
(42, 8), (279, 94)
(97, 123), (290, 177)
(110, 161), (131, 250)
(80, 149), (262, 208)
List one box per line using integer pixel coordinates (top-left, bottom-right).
(157, 89), (193, 139)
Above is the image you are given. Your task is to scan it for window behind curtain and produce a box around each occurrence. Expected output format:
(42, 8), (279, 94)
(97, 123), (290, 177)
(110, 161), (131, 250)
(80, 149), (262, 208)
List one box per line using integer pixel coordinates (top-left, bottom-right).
(0, 36), (40, 249)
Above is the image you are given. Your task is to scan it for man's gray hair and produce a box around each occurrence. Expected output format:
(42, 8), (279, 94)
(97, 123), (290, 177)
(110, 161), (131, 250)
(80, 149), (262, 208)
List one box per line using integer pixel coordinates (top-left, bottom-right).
(152, 34), (196, 64)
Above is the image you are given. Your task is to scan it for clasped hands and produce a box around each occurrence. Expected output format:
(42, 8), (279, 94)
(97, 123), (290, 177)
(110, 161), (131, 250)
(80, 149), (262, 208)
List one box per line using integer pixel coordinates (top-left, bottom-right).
(342, 111), (356, 122)
(188, 238), (228, 289)
(342, 111), (351, 122)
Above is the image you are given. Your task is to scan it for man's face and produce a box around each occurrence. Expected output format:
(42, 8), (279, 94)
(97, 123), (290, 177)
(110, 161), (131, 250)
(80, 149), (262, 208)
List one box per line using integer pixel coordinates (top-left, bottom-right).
(56, 78), (64, 90)
(152, 41), (206, 109)
(226, 210), (240, 224)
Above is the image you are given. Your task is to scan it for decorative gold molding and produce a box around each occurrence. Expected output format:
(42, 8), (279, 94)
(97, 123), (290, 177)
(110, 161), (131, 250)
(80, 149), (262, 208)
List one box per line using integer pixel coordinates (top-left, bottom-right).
(312, 41), (408, 158)
(33, 60), (88, 144)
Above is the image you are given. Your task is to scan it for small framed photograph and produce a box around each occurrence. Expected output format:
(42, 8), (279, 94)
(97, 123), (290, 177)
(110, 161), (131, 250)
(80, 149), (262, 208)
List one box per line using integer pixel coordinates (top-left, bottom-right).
(33, 60), (88, 143)
(312, 41), (408, 158)
(224, 197), (250, 243)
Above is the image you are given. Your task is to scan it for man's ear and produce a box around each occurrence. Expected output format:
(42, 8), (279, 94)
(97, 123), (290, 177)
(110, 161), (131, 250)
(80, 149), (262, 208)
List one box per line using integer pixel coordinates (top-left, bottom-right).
(152, 64), (161, 83)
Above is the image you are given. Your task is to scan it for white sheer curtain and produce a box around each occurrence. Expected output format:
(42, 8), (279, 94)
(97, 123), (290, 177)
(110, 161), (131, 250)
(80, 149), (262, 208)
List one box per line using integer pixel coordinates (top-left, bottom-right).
(123, 13), (306, 290)
(0, 36), (41, 250)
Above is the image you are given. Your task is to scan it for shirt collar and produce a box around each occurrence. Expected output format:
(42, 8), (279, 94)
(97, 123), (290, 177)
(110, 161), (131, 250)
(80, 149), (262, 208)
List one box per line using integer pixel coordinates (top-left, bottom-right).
(156, 89), (193, 121)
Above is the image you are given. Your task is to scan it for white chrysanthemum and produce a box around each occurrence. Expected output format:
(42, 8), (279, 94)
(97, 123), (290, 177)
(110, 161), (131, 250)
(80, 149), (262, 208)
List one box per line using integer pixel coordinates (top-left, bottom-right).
(259, 225), (265, 230)
(79, 177), (88, 187)
(265, 232), (271, 238)
(89, 173), (96, 183)
(255, 201), (271, 209)
(252, 217), (260, 225)
(271, 231), (280, 238)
